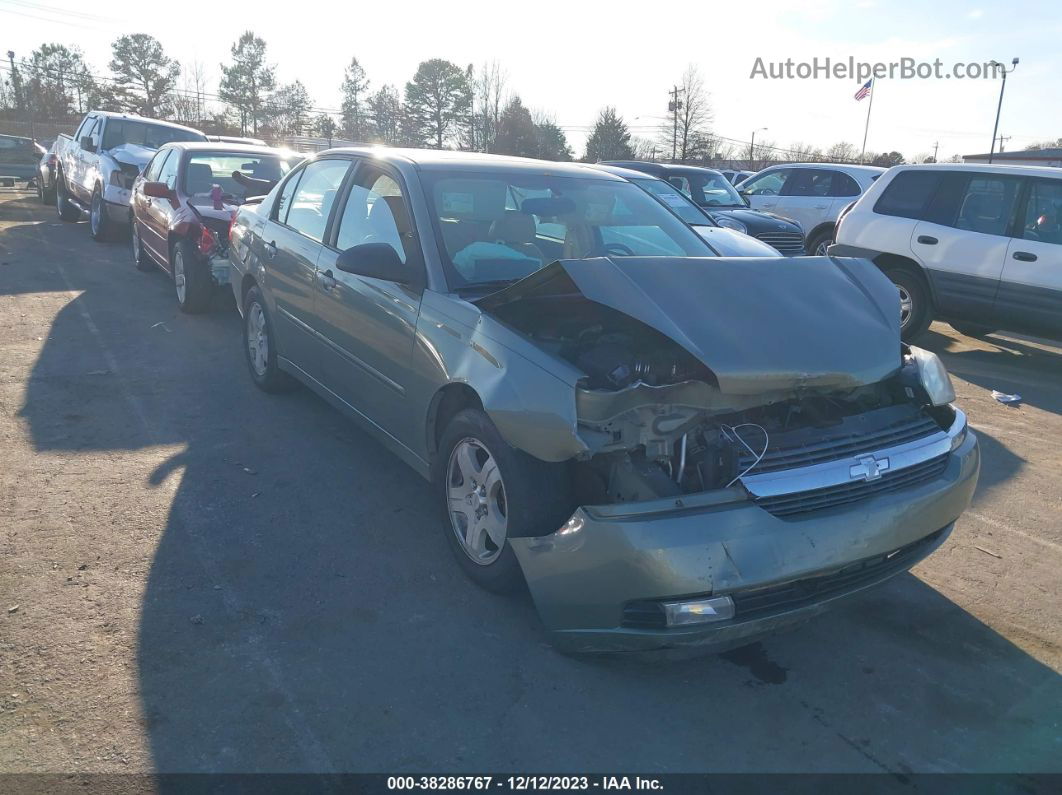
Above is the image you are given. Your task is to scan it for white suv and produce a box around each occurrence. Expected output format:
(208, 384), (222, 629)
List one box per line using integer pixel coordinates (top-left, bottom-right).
(739, 163), (885, 255)
(831, 163), (1062, 341)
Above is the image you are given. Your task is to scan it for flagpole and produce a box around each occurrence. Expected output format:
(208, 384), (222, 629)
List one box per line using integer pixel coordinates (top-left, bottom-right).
(860, 79), (875, 164)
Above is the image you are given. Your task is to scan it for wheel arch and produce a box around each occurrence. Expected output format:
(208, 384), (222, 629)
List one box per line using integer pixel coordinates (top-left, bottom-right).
(426, 383), (484, 474)
(807, 221), (836, 248)
(872, 252), (938, 308)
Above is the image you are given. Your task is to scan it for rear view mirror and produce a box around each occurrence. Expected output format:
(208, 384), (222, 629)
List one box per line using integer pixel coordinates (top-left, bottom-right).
(142, 181), (173, 199)
(336, 243), (417, 286)
(80, 136), (96, 153)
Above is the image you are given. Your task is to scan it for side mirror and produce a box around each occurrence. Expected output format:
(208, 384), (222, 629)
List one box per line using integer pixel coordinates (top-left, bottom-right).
(80, 136), (96, 153)
(142, 181), (173, 199)
(335, 243), (417, 285)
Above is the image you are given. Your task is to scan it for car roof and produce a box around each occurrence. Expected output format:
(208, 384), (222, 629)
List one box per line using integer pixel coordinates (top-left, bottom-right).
(317, 147), (625, 179)
(890, 162), (1062, 179)
(602, 160), (728, 178)
(161, 141), (298, 157)
(588, 163), (660, 181)
(86, 111), (205, 136)
(761, 162), (886, 175)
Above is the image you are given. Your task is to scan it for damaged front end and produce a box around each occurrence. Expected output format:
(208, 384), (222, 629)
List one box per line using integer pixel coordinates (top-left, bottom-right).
(476, 256), (979, 651)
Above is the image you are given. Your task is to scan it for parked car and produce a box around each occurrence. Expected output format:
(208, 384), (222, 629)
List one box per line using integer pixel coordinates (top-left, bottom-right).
(36, 140), (59, 204)
(720, 169), (755, 185)
(591, 164), (781, 257)
(738, 162), (885, 255)
(831, 163), (1062, 341)
(228, 148), (978, 653)
(602, 161), (806, 255)
(0, 132), (44, 184)
(207, 135), (268, 146)
(130, 141), (301, 313)
(54, 111), (207, 240)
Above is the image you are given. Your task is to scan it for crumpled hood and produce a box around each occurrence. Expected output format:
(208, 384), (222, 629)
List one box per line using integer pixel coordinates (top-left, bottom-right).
(477, 256), (901, 395)
(106, 142), (156, 169)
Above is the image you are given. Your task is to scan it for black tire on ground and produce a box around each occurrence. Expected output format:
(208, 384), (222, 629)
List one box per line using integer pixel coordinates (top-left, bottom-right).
(242, 285), (297, 393)
(172, 239), (213, 314)
(808, 228), (835, 257)
(436, 408), (574, 593)
(131, 222), (154, 271)
(89, 187), (115, 241)
(55, 173), (80, 222)
(884, 266), (932, 342)
(950, 322), (997, 339)
(37, 178), (55, 205)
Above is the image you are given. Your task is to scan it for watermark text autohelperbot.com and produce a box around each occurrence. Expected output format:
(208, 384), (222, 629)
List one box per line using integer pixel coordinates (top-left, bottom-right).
(750, 57), (1006, 81)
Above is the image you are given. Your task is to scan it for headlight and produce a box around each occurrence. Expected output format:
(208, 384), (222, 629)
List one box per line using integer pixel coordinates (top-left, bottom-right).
(713, 215), (747, 234)
(909, 346), (955, 406)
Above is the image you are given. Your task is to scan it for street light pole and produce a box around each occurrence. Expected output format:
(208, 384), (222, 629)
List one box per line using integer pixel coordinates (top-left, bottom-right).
(749, 127), (767, 169)
(988, 58), (1019, 164)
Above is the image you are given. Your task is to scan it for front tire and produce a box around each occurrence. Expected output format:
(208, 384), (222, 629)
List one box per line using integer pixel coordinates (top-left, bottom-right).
(808, 228), (834, 257)
(437, 408), (573, 593)
(55, 173), (79, 222)
(242, 285), (296, 393)
(884, 267), (932, 342)
(89, 188), (114, 241)
(172, 240), (213, 314)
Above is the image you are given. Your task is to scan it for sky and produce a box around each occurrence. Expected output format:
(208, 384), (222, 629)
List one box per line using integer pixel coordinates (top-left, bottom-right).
(1, 0), (1059, 160)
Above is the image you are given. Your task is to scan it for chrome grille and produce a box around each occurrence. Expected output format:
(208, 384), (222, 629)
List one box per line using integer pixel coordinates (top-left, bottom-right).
(738, 407), (942, 475)
(755, 453), (949, 517)
(755, 231), (805, 255)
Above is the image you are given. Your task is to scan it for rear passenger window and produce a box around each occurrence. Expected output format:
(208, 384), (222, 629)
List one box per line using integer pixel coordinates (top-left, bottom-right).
(874, 171), (944, 219)
(956, 176), (1022, 237)
(830, 172), (861, 197)
(1021, 179), (1062, 245)
(782, 169), (834, 197)
(283, 159), (350, 242)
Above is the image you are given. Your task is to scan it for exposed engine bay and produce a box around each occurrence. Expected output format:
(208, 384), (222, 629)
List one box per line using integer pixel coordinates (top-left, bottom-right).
(488, 292), (953, 506)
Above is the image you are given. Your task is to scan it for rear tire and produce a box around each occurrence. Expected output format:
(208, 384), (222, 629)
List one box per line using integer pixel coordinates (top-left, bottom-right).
(950, 322), (996, 339)
(38, 177), (56, 205)
(884, 267), (932, 342)
(242, 285), (297, 393)
(173, 240), (213, 314)
(436, 408), (574, 593)
(55, 173), (79, 222)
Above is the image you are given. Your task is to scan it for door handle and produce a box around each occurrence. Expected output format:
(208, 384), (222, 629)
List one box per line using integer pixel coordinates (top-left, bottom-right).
(917, 235), (938, 245)
(316, 268), (337, 290)
(1013, 251), (1037, 262)
(814, 204), (829, 210)
(263, 240), (277, 258)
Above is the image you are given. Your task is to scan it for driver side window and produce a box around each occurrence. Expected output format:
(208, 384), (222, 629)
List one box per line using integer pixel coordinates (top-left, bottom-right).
(742, 169), (790, 195)
(334, 168), (415, 266)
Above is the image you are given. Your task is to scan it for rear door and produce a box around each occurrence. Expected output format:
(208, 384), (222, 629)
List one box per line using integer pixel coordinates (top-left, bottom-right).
(775, 168), (839, 236)
(314, 163), (425, 445)
(998, 177), (1062, 336)
(261, 157), (352, 379)
(911, 173), (1023, 319)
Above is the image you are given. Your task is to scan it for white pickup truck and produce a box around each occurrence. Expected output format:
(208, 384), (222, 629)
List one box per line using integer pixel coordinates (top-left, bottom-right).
(54, 111), (206, 240)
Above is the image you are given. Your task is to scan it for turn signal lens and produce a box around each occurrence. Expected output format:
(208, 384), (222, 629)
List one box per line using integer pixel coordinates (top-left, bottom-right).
(662, 595), (735, 627)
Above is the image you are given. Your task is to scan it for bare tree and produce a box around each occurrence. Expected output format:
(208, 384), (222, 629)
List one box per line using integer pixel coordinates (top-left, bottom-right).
(825, 141), (858, 163)
(660, 65), (713, 163)
(472, 60), (506, 152)
(787, 142), (823, 162)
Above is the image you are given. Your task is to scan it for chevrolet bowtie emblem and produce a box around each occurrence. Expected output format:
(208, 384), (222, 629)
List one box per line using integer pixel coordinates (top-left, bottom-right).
(850, 455), (890, 482)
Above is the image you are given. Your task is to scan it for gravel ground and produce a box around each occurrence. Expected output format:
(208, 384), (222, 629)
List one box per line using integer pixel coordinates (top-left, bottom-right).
(1, 189), (1059, 775)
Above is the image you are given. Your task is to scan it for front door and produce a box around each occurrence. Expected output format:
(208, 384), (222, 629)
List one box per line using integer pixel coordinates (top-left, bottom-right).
(774, 168), (840, 238)
(739, 167), (793, 216)
(262, 157), (352, 379)
(141, 149), (179, 268)
(997, 177), (1062, 337)
(314, 164), (424, 447)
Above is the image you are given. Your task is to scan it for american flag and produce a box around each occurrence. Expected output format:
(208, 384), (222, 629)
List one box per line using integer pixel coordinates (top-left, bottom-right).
(854, 80), (873, 101)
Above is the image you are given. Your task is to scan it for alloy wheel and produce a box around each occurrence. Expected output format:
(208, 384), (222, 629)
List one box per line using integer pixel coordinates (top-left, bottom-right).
(90, 194), (101, 236)
(815, 237), (832, 256)
(898, 285), (913, 328)
(446, 438), (508, 565)
(174, 248), (187, 304)
(246, 301), (269, 377)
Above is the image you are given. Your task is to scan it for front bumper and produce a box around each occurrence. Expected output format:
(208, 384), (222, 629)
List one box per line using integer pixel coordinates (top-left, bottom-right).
(511, 419), (979, 653)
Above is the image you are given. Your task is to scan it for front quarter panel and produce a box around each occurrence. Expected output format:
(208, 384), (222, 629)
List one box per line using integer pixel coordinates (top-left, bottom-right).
(410, 290), (588, 465)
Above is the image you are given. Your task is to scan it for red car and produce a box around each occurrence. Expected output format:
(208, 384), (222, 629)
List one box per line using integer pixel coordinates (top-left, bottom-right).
(130, 142), (301, 313)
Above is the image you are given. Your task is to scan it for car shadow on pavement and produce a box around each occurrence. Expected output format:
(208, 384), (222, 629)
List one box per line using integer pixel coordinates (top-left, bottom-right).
(5, 202), (1061, 776)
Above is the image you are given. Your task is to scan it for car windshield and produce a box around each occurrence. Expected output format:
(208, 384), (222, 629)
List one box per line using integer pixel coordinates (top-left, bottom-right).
(667, 171), (745, 208)
(102, 120), (204, 150)
(423, 171), (712, 288)
(183, 152), (298, 204)
(631, 177), (713, 226)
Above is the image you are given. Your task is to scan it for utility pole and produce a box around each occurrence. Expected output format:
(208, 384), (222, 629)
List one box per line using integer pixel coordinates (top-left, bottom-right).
(996, 134), (1011, 152)
(750, 127), (767, 169)
(668, 85), (683, 162)
(988, 58), (1019, 164)
(932, 141), (940, 162)
(6, 51), (21, 111)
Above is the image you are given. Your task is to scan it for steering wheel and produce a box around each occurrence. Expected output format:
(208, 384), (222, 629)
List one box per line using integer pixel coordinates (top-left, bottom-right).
(602, 242), (635, 256)
(758, 188), (777, 196)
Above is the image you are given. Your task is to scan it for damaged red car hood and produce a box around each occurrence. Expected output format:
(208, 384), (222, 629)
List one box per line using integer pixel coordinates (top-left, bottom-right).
(475, 256), (901, 395)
